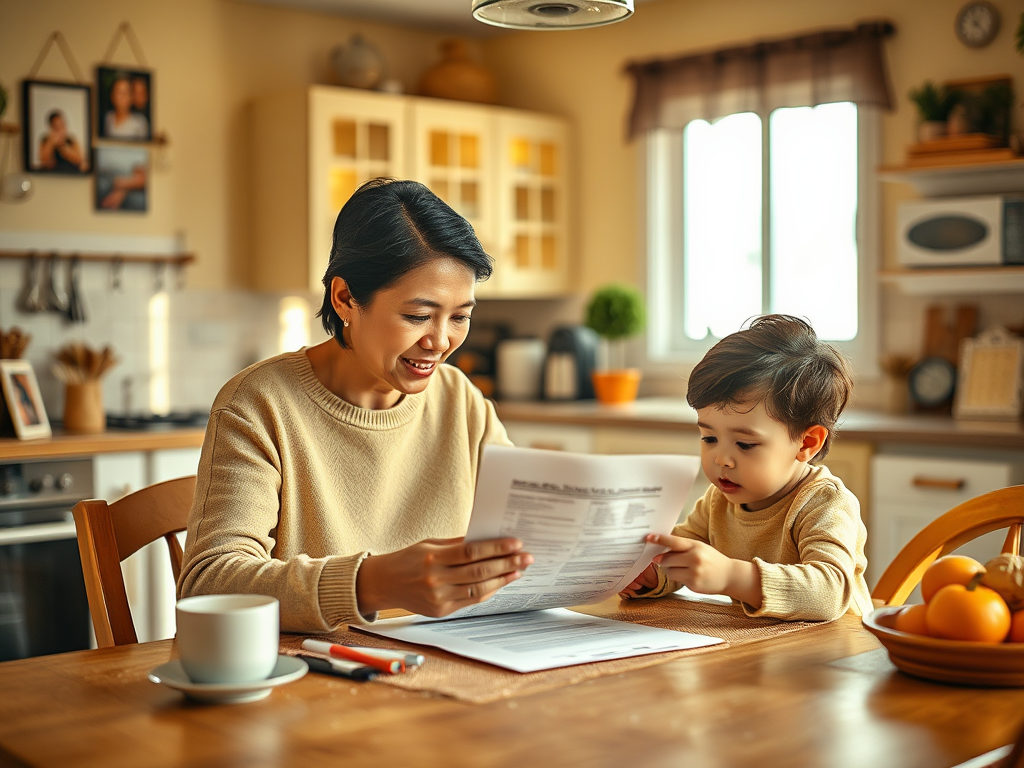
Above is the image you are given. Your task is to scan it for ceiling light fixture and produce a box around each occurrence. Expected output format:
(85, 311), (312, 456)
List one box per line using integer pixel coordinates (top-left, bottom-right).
(472, 0), (633, 30)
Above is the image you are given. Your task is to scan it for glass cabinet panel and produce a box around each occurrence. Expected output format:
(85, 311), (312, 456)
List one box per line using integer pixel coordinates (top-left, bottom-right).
(515, 186), (530, 221)
(333, 120), (357, 158)
(459, 134), (479, 168)
(430, 131), (450, 167)
(539, 142), (557, 176)
(540, 187), (556, 222)
(367, 123), (390, 161)
(330, 169), (358, 210)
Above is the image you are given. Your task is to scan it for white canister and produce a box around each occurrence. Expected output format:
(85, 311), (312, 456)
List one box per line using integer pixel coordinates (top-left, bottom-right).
(496, 338), (546, 401)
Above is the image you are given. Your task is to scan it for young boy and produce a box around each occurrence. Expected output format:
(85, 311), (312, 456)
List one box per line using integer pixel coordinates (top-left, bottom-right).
(621, 314), (873, 621)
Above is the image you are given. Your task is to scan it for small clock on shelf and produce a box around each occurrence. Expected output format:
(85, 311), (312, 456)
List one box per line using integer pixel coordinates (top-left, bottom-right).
(908, 356), (957, 410)
(955, 1), (1000, 48)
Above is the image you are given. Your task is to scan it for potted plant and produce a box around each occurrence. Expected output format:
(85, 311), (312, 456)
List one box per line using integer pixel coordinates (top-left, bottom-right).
(584, 284), (646, 405)
(908, 81), (961, 142)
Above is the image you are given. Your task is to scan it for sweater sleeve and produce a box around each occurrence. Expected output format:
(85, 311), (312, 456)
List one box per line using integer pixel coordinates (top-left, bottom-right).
(628, 486), (713, 600)
(744, 484), (866, 622)
(177, 407), (367, 632)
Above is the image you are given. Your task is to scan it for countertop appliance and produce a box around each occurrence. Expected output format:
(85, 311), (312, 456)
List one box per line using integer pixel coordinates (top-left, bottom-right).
(496, 338), (546, 401)
(898, 194), (1024, 267)
(543, 325), (598, 400)
(0, 457), (93, 660)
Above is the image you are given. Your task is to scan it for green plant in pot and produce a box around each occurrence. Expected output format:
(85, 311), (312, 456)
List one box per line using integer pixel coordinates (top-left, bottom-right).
(908, 81), (961, 142)
(584, 284), (646, 405)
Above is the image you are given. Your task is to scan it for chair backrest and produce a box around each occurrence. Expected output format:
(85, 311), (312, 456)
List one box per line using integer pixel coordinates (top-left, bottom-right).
(72, 476), (196, 648)
(872, 484), (1023, 607)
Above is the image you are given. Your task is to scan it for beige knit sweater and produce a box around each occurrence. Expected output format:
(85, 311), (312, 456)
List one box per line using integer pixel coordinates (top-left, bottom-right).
(176, 350), (511, 632)
(637, 465), (873, 621)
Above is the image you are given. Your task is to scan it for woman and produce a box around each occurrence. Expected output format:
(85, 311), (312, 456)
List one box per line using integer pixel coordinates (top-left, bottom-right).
(103, 75), (149, 140)
(177, 179), (532, 632)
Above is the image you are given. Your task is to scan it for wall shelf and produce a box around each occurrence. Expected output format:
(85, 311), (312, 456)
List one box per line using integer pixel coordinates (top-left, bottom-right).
(0, 250), (194, 266)
(878, 266), (1024, 295)
(877, 158), (1024, 196)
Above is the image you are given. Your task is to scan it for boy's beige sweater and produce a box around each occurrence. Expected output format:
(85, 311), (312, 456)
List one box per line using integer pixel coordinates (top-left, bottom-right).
(641, 465), (873, 621)
(176, 350), (510, 632)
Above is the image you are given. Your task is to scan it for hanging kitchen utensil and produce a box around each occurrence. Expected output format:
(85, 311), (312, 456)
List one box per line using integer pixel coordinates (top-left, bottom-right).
(110, 257), (124, 291)
(44, 253), (68, 314)
(66, 256), (87, 323)
(18, 253), (45, 313)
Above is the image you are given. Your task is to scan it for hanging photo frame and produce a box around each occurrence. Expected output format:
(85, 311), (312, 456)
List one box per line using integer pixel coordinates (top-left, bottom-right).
(953, 326), (1024, 420)
(94, 145), (149, 211)
(22, 80), (92, 174)
(96, 66), (152, 142)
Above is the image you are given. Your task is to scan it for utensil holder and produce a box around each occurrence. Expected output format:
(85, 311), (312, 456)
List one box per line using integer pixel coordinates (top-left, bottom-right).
(64, 381), (105, 434)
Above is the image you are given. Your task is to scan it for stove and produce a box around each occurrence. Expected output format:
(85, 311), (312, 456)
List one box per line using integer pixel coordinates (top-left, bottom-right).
(105, 411), (209, 431)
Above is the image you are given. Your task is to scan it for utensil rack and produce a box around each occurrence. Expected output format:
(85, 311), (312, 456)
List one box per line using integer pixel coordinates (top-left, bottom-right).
(0, 250), (194, 266)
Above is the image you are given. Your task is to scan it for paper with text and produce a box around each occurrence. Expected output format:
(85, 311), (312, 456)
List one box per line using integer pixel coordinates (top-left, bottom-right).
(357, 608), (724, 673)
(453, 445), (701, 618)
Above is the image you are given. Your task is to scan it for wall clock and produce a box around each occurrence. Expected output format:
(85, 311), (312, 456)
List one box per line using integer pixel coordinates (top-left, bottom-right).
(908, 356), (957, 409)
(955, 1), (1000, 48)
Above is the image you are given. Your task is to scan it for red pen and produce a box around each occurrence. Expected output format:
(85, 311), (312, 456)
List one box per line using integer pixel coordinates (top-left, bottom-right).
(301, 639), (402, 674)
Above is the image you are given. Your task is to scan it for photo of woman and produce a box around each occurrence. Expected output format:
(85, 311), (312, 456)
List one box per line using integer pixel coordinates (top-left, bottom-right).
(22, 80), (91, 174)
(94, 146), (148, 211)
(96, 67), (152, 141)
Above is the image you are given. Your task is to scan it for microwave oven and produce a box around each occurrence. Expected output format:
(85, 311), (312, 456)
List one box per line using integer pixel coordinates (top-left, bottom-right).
(897, 195), (1024, 267)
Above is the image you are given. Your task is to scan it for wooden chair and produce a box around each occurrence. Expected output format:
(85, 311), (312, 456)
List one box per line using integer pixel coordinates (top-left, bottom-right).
(72, 476), (196, 647)
(872, 484), (1023, 607)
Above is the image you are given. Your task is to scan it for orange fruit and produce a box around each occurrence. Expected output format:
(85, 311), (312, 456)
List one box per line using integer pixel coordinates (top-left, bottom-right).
(921, 555), (985, 603)
(926, 579), (1011, 643)
(1009, 611), (1024, 644)
(894, 604), (930, 636)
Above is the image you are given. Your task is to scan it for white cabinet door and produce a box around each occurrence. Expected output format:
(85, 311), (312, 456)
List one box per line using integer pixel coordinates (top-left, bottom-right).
(503, 422), (594, 453)
(870, 453), (1024, 599)
(148, 448), (202, 484)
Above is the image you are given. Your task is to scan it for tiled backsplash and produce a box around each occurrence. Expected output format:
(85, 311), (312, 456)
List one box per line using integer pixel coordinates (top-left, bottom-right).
(0, 259), (327, 421)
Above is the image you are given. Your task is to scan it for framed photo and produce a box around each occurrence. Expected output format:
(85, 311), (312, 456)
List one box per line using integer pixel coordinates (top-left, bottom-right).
(22, 79), (92, 174)
(0, 360), (51, 440)
(96, 67), (152, 142)
(94, 146), (148, 212)
(953, 326), (1024, 420)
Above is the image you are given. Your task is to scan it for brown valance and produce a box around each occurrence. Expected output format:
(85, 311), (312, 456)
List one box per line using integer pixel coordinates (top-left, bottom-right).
(625, 21), (895, 139)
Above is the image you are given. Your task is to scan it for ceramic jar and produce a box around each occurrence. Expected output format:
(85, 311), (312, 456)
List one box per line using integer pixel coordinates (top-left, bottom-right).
(331, 34), (385, 90)
(418, 39), (497, 104)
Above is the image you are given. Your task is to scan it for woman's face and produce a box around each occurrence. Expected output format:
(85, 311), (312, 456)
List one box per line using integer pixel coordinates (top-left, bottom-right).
(333, 256), (477, 402)
(112, 79), (131, 113)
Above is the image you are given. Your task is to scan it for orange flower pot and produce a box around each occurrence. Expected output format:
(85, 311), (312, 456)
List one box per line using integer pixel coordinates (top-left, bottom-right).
(591, 369), (642, 405)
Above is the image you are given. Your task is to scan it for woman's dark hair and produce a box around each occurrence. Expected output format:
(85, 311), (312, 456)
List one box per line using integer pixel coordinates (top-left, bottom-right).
(685, 314), (853, 462)
(317, 178), (493, 347)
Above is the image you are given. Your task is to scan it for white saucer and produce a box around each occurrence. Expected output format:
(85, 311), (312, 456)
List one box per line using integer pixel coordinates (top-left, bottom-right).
(148, 655), (308, 704)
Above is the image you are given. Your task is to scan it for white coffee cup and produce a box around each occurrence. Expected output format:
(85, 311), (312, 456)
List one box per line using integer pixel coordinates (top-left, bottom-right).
(175, 594), (280, 684)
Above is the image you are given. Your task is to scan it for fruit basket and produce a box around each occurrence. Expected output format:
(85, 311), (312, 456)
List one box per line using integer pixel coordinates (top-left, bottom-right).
(864, 606), (1024, 687)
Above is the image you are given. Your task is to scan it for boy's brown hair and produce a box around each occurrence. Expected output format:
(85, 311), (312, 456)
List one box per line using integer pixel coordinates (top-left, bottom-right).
(685, 315), (853, 462)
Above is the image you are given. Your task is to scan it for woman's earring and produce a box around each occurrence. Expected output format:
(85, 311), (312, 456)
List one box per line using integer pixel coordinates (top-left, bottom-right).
(342, 318), (350, 327)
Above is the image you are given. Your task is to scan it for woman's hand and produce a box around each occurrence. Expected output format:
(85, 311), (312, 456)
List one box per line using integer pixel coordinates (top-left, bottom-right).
(619, 563), (660, 598)
(647, 533), (762, 608)
(355, 537), (533, 618)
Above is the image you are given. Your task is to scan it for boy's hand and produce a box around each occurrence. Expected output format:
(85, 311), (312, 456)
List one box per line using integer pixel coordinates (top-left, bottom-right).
(619, 563), (660, 598)
(646, 533), (762, 607)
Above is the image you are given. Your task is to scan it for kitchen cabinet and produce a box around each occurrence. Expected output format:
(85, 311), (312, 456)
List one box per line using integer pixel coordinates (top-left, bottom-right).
(251, 86), (572, 297)
(869, 451), (1024, 595)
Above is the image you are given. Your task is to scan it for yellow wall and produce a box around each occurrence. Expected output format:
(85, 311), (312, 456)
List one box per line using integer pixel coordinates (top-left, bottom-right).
(483, 0), (1024, 291)
(0, 0), (452, 289)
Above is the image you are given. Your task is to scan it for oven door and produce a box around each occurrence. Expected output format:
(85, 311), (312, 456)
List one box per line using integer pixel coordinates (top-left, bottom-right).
(0, 508), (92, 661)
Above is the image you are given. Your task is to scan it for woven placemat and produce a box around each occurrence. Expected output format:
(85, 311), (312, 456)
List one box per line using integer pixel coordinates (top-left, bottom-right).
(280, 597), (827, 704)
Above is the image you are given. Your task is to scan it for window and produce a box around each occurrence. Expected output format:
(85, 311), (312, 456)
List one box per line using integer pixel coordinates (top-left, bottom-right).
(646, 103), (878, 370)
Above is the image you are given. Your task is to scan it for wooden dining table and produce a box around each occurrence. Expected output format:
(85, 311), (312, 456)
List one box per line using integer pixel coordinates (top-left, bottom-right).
(1, 613), (1022, 768)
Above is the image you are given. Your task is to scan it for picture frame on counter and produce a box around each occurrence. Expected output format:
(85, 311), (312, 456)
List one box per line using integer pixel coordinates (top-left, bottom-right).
(953, 326), (1024, 420)
(22, 79), (92, 175)
(0, 360), (51, 440)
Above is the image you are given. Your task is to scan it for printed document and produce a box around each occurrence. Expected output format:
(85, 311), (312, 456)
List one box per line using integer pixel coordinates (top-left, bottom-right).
(358, 446), (722, 672)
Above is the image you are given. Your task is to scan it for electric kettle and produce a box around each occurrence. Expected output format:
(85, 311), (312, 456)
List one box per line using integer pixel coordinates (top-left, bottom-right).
(543, 325), (598, 400)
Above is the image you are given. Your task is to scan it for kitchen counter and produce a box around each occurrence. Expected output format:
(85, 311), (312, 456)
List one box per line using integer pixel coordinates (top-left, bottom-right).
(0, 427), (207, 461)
(495, 398), (1024, 451)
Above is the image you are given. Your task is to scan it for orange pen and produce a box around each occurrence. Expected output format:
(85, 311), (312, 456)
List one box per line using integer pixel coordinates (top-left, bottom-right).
(300, 639), (402, 674)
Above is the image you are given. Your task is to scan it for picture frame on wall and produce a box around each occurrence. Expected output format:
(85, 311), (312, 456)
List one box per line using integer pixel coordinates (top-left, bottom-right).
(21, 79), (92, 174)
(94, 146), (148, 212)
(0, 360), (51, 440)
(96, 66), (152, 142)
(953, 326), (1024, 420)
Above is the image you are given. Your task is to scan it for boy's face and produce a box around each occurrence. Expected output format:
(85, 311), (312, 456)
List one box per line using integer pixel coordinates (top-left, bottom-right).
(696, 400), (819, 512)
